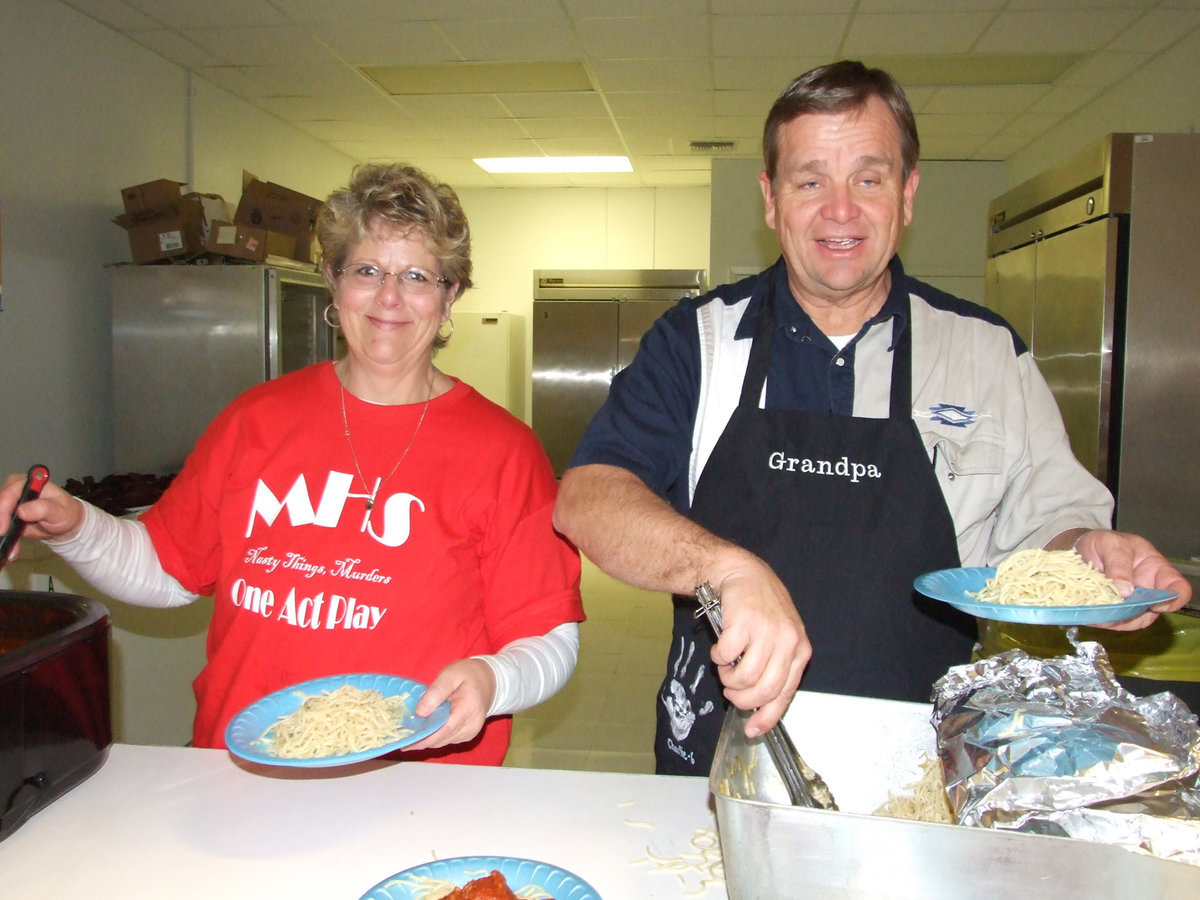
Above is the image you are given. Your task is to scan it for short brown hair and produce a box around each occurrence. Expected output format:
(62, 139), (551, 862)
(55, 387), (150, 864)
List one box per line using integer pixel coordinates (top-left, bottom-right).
(317, 163), (473, 298)
(762, 60), (919, 185)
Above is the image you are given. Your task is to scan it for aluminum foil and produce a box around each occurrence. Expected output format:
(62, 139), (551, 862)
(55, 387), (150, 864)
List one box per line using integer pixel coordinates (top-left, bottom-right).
(932, 636), (1200, 866)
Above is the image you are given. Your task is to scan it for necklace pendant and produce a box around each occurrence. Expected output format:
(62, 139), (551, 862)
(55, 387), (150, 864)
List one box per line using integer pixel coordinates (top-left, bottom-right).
(365, 498), (375, 511)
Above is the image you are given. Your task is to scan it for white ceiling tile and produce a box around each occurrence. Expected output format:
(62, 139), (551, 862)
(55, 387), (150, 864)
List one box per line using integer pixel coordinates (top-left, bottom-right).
(914, 113), (1014, 137)
(198, 64), (382, 99)
(1004, 0), (1155, 9)
(710, 123), (765, 147)
(970, 132), (1042, 160)
(973, 9), (1144, 53)
(587, 58), (714, 92)
(918, 133), (993, 159)
(252, 95), (404, 122)
(532, 138), (629, 155)
(713, 90), (778, 118)
(573, 16), (711, 58)
(519, 118), (623, 140)
(436, 18), (584, 61)
(636, 154), (716, 171)
(1060, 51), (1151, 88)
(125, 0), (281, 28)
(431, 118), (533, 141)
(498, 92), (611, 118)
(998, 111), (1069, 138)
(1115, 9), (1200, 53)
(606, 92), (713, 118)
(921, 84), (1050, 115)
(712, 15), (849, 57)
(621, 135), (676, 155)
(392, 94), (512, 119)
(179, 25), (340, 66)
(1028, 83), (1105, 115)
(712, 57), (829, 91)
(617, 115), (716, 138)
(856, 0), (1003, 10)
(267, 0), (430, 23)
(125, 29), (225, 69)
(712, 0), (855, 12)
(562, 0), (707, 14)
(307, 21), (461, 66)
(56, 1), (1200, 187)
(59, 0), (160, 29)
(843, 12), (996, 55)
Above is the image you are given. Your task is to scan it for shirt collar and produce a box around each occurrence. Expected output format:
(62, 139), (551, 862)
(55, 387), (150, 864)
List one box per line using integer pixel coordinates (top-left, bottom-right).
(735, 255), (909, 341)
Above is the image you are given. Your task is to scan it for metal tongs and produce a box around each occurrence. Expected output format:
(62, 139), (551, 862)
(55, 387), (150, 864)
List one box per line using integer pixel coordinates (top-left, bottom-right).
(696, 582), (837, 810)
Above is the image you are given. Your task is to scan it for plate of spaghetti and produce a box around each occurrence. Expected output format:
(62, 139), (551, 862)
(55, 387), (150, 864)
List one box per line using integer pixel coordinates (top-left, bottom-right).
(914, 549), (1177, 625)
(224, 673), (450, 767)
(358, 856), (601, 900)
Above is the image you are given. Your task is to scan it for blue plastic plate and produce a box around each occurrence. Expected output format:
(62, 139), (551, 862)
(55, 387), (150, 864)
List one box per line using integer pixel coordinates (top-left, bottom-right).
(914, 566), (1178, 625)
(224, 673), (449, 768)
(359, 856), (602, 900)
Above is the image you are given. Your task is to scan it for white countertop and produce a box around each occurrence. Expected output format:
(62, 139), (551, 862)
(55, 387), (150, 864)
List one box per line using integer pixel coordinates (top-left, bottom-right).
(0, 744), (726, 898)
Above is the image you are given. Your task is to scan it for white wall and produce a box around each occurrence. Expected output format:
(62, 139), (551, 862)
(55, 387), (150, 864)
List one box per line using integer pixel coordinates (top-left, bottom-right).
(453, 186), (710, 416)
(1006, 29), (1200, 188)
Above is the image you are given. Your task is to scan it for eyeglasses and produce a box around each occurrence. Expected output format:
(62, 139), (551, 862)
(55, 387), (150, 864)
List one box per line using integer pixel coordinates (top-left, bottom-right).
(335, 263), (451, 296)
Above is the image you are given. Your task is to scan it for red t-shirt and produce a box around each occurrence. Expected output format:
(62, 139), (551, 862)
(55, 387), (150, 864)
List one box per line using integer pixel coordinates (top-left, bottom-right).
(141, 363), (583, 764)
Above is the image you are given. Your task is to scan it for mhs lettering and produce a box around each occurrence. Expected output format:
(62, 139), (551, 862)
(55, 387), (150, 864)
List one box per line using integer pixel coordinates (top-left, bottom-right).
(245, 471), (424, 547)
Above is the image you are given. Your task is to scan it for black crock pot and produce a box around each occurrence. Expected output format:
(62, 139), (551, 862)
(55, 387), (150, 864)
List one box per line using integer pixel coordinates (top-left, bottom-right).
(0, 590), (112, 841)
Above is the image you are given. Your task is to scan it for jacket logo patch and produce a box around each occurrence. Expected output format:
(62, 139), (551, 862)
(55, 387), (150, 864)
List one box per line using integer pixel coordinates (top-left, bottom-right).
(926, 403), (977, 428)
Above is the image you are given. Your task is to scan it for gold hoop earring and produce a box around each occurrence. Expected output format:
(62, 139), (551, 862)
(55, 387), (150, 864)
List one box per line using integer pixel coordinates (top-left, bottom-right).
(437, 318), (455, 341)
(323, 303), (340, 329)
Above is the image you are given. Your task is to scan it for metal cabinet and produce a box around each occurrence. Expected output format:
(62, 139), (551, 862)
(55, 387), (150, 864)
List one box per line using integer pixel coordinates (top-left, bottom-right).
(531, 269), (705, 477)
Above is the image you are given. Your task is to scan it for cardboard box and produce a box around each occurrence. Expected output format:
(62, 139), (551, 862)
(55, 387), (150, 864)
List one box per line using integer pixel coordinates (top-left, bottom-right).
(233, 173), (323, 263)
(206, 220), (296, 262)
(120, 179), (184, 218)
(114, 192), (231, 264)
(117, 207), (204, 263)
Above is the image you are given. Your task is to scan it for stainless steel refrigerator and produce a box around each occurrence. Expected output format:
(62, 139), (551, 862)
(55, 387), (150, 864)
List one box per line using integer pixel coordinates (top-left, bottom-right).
(984, 133), (1200, 580)
(111, 264), (338, 475)
(532, 268), (705, 476)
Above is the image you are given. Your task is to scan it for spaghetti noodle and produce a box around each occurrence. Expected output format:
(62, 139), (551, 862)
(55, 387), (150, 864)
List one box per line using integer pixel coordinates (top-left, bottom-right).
(969, 548), (1123, 607)
(873, 755), (955, 824)
(258, 684), (413, 758)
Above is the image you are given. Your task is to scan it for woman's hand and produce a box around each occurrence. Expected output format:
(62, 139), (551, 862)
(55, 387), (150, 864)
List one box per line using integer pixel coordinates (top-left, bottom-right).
(0, 474), (86, 563)
(405, 658), (496, 751)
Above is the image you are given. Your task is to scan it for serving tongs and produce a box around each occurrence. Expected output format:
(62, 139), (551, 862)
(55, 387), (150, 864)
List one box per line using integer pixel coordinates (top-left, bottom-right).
(696, 582), (837, 810)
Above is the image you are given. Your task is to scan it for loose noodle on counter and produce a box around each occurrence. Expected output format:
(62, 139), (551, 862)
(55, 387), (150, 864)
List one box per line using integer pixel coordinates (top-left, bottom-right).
(259, 683), (413, 758)
(969, 548), (1123, 607)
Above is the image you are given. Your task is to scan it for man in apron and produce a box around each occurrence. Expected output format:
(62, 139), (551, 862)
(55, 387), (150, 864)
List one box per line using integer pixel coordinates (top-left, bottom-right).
(554, 60), (1192, 776)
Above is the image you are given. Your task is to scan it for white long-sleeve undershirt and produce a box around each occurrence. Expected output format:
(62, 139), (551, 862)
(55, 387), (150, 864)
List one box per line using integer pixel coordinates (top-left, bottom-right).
(46, 500), (579, 715)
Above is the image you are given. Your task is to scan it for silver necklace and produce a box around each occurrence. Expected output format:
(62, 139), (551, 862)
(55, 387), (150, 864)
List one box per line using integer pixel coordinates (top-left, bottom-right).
(338, 371), (434, 510)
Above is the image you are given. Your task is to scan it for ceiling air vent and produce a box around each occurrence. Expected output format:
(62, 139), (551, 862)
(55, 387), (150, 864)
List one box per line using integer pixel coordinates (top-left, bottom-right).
(689, 140), (736, 153)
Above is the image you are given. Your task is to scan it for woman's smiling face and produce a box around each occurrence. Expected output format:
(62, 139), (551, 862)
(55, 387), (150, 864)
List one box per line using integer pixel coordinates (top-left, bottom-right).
(331, 229), (455, 373)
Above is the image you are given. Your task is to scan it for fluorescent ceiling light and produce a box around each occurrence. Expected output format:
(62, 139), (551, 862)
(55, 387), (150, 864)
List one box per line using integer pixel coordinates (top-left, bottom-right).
(474, 156), (633, 174)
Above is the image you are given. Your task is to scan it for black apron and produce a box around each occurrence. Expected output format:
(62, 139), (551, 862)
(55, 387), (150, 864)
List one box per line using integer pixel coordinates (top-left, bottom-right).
(654, 281), (975, 775)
